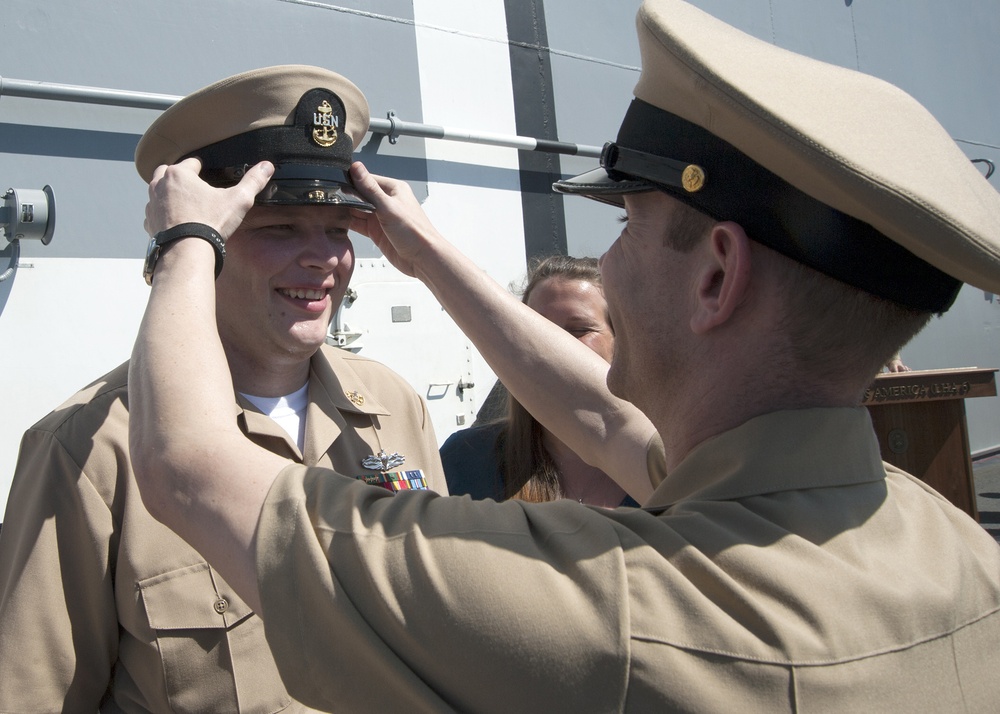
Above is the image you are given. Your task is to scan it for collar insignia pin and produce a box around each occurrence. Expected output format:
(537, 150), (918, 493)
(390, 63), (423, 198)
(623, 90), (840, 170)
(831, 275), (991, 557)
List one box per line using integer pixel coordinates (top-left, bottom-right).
(363, 449), (406, 472)
(345, 390), (365, 407)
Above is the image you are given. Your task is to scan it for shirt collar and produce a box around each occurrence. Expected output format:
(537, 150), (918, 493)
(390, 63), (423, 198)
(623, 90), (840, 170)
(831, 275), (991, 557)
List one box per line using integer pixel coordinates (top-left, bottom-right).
(235, 346), (393, 454)
(309, 345), (391, 417)
(644, 407), (886, 511)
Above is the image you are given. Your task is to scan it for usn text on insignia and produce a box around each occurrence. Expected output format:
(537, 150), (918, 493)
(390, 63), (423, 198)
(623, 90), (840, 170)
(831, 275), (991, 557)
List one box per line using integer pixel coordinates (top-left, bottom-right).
(312, 100), (339, 148)
(362, 449), (406, 472)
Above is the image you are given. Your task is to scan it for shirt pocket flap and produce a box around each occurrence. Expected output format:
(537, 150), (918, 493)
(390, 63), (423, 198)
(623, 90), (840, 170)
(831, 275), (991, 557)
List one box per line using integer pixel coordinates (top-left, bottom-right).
(139, 562), (254, 631)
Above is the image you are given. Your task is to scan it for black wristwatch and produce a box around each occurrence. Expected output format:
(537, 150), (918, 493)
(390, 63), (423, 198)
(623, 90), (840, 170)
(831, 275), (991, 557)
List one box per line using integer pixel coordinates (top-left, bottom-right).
(143, 222), (227, 286)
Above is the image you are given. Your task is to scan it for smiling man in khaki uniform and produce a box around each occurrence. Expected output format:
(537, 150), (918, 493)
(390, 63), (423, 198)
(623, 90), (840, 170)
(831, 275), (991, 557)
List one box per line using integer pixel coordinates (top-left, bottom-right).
(127, 1), (1000, 711)
(0, 66), (446, 713)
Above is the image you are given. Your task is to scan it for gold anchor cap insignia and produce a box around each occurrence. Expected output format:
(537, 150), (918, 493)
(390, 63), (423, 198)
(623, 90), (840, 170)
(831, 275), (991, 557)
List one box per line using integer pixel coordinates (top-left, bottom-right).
(362, 449), (406, 472)
(312, 100), (339, 148)
(345, 390), (365, 407)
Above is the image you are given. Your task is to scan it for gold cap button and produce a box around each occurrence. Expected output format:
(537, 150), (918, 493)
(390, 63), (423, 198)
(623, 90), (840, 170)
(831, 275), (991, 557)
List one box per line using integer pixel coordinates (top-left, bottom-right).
(681, 164), (706, 193)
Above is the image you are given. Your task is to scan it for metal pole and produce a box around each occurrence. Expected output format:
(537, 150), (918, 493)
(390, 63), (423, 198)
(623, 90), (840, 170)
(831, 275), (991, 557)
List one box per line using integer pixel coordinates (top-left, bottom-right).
(0, 77), (177, 110)
(0, 76), (602, 158)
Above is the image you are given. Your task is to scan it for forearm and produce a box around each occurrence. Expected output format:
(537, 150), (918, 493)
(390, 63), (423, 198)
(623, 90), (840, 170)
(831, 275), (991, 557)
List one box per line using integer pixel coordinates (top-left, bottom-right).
(130, 240), (233, 473)
(134, 158), (253, 442)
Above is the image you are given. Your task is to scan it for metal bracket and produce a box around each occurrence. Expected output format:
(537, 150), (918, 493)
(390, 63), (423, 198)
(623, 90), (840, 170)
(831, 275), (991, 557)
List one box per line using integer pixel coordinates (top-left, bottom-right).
(326, 327), (363, 349)
(386, 111), (399, 145)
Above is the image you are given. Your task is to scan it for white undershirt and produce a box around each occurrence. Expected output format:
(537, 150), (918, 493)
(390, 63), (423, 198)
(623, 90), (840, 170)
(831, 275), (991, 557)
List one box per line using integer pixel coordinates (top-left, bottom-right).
(240, 382), (310, 451)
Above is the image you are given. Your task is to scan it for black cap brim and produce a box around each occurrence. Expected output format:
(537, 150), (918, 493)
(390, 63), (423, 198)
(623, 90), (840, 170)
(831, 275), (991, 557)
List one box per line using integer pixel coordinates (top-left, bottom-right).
(256, 177), (375, 212)
(552, 167), (653, 208)
(200, 162), (375, 212)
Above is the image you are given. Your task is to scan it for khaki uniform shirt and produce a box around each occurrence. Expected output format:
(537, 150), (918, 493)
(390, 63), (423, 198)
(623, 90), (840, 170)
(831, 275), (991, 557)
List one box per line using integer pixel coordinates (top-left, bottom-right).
(0, 344), (445, 713)
(255, 407), (1000, 713)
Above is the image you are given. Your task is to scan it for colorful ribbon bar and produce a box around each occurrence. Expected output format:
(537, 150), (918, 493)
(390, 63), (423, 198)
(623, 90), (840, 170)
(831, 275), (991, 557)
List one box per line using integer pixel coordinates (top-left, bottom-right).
(360, 469), (427, 492)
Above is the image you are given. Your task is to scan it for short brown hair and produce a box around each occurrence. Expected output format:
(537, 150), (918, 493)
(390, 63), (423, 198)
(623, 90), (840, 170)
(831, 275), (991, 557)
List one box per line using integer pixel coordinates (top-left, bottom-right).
(662, 198), (933, 383)
(662, 199), (715, 253)
(773, 256), (933, 382)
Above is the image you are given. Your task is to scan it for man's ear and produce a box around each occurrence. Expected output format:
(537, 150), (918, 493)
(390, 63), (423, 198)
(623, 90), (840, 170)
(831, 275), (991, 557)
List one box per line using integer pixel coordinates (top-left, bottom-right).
(689, 221), (752, 335)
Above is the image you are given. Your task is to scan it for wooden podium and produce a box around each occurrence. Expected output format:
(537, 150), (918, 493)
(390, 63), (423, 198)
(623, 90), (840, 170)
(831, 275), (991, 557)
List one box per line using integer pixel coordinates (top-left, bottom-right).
(863, 368), (997, 521)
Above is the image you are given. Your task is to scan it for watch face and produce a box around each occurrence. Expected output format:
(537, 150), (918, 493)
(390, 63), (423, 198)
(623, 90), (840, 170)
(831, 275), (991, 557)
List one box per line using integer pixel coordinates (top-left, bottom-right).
(143, 238), (160, 286)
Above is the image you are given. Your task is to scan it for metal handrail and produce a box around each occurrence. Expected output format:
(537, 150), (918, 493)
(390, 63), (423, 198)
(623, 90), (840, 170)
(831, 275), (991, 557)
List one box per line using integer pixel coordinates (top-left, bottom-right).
(0, 76), (602, 158)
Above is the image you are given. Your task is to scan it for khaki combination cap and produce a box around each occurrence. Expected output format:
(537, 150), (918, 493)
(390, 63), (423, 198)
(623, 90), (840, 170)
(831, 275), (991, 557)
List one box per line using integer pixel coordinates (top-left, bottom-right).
(135, 65), (373, 211)
(555, 0), (1000, 312)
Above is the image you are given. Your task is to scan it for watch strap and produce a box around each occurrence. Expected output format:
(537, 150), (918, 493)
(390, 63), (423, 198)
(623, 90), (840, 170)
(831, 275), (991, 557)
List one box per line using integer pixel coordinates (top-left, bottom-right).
(150, 222), (226, 282)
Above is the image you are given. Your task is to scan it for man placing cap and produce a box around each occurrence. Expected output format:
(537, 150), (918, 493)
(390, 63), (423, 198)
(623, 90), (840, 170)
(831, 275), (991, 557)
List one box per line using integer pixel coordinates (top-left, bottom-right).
(129, 1), (1000, 711)
(0, 66), (447, 712)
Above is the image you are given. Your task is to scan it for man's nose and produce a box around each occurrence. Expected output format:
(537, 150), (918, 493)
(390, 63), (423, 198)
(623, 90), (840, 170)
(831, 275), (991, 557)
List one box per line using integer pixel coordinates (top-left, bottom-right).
(299, 229), (348, 266)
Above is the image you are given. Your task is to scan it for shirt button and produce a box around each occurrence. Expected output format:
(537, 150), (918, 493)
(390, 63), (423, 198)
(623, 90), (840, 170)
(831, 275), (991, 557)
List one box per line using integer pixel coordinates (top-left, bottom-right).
(214, 597), (229, 614)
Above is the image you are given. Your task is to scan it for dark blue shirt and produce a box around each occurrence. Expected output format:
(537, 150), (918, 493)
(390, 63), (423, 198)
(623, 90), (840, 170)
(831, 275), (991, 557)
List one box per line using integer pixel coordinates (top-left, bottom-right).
(440, 423), (506, 500)
(440, 423), (639, 507)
